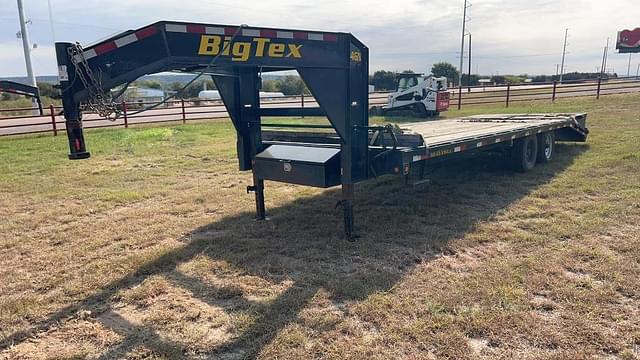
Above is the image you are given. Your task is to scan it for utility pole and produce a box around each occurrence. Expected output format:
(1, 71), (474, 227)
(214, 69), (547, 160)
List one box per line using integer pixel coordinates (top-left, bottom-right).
(559, 28), (568, 83)
(555, 64), (559, 79)
(627, 53), (632, 78)
(47, 0), (56, 42)
(636, 63), (639, 79)
(17, 0), (38, 114)
(467, 33), (472, 92)
(600, 38), (609, 77)
(458, 0), (470, 88)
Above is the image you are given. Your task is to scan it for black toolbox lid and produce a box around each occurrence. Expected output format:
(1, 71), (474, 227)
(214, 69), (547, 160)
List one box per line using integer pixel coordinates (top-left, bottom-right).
(256, 144), (340, 164)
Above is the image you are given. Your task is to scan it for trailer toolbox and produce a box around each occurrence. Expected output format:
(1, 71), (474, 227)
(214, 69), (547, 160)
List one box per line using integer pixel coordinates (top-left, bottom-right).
(254, 144), (341, 188)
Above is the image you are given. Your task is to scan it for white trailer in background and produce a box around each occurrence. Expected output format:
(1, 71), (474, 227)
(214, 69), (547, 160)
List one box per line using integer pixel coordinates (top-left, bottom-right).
(199, 90), (285, 100)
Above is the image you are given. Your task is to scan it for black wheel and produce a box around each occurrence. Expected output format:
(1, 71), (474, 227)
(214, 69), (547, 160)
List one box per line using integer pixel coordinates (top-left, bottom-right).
(369, 106), (382, 116)
(511, 135), (538, 172)
(536, 131), (555, 163)
(414, 103), (428, 117)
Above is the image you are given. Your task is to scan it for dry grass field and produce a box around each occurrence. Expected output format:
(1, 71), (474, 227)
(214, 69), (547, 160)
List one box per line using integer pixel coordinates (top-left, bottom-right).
(1, 93), (639, 359)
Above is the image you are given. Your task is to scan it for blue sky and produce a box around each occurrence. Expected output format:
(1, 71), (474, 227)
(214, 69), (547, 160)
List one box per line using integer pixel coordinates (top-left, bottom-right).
(0, 0), (638, 77)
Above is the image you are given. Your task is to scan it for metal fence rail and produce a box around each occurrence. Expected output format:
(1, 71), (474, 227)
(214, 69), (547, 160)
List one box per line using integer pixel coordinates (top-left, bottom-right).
(1, 77), (639, 137)
(450, 76), (640, 108)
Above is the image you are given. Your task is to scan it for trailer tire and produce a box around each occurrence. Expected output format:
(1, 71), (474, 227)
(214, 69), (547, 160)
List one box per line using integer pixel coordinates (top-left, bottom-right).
(536, 131), (555, 163)
(511, 135), (538, 172)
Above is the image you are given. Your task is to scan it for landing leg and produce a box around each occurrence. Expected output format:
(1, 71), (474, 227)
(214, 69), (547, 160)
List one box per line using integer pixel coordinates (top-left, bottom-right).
(251, 173), (266, 220)
(342, 183), (356, 241)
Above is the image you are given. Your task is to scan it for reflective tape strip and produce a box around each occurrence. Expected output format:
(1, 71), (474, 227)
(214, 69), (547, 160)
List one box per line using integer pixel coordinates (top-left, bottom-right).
(186, 24), (206, 34)
(82, 48), (97, 60)
(135, 26), (157, 39)
(293, 32), (308, 40)
(166, 24), (187, 32)
(276, 31), (294, 39)
(260, 29), (277, 38)
(206, 27), (225, 35)
(324, 33), (338, 41)
(114, 33), (137, 47)
(94, 41), (117, 55)
(225, 27), (239, 35)
(242, 29), (261, 37)
(164, 24), (337, 42)
(81, 26), (158, 60)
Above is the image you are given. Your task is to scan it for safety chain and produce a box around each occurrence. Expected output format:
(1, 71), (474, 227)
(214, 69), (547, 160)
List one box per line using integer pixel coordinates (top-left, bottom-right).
(67, 43), (121, 121)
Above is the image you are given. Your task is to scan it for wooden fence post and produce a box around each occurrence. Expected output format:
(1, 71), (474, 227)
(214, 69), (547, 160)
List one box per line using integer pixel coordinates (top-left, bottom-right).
(552, 81), (557, 103)
(457, 85), (462, 110)
(181, 99), (186, 123)
(596, 77), (602, 99)
(49, 104), (57, 136)
(122, 101), (129, 128)
(505, 84), (511, 108)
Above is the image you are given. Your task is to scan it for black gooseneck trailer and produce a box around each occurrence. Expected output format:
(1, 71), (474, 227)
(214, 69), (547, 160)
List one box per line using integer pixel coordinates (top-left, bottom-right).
(55, 21), (589, 240)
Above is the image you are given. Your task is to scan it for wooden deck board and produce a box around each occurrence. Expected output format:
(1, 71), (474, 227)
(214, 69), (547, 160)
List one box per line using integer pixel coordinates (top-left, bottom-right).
(402, 115), (572, 146)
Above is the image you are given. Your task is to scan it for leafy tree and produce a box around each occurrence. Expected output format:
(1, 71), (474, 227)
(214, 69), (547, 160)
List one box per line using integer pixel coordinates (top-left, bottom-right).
(461, 74), (479, 86)
(261, 79), (279, 92)
(268, 76), (309, 95)
(369, 70), (396, 91)
(431, 62), (460, 86)
(167, 81), (185, 93)
(133, 79), (163, 90)
(504, 75), (524, 84)
(531, 75), (548, 83)
(37, 82), (58, 98)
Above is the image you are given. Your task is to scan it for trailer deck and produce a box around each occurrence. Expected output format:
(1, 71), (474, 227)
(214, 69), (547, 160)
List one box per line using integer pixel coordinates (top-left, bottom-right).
(400, 113), (588, 162)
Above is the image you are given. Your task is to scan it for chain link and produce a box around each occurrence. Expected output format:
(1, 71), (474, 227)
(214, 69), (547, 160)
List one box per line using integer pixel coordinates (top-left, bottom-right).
(68, 43), (121, 121)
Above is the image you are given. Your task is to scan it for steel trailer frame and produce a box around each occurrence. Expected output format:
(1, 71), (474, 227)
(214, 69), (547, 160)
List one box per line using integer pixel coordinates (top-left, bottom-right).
(55, 21), (589, 240)
(0, 80), (44, 115)
(56, 21), (372, 239)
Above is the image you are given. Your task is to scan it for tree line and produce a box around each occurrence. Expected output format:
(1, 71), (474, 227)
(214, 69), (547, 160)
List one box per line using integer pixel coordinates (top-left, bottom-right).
(1, 65), (619, 103)
(368, 62), (620, 90)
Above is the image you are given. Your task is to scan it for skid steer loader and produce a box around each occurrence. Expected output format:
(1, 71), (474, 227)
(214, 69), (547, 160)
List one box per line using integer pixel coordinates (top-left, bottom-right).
(374, 73), (450, 118)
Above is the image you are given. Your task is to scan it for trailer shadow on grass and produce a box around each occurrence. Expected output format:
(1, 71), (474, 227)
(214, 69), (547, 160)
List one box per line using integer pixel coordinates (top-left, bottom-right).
(2, 144), (588, 359)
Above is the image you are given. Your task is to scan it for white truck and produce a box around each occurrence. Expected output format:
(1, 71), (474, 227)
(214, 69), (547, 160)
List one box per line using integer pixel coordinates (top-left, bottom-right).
(381, 73), (450, 117)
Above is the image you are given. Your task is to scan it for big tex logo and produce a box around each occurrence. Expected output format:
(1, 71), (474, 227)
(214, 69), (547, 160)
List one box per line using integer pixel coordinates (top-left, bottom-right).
(198, 35), (303, 61)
